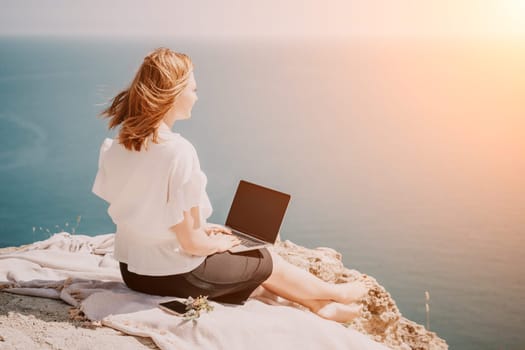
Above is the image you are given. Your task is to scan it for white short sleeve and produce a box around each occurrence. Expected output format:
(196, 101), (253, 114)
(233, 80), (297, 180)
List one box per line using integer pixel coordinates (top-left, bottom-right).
(91, 138), (113, 203)
(165, 143), (213, 228)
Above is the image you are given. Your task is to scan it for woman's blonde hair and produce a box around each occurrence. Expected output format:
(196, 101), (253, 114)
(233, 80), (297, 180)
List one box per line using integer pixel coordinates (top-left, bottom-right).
(98, 47), (194, 151)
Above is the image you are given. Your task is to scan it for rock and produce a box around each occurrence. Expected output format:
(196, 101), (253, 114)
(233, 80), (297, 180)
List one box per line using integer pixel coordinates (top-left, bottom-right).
(0, 292), (158, 349)
(272, 239), (448, 350)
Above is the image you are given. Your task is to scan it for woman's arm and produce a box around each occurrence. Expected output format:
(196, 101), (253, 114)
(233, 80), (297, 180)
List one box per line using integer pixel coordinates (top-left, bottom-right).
(169, 207), (240, 256)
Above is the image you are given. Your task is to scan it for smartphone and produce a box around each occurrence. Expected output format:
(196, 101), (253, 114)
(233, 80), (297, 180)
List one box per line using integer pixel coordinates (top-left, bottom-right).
(158, 299), (188, 316)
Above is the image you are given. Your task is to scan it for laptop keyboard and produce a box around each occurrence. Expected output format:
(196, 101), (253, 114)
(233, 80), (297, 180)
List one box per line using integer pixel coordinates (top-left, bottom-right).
(234, 233), (263, 247)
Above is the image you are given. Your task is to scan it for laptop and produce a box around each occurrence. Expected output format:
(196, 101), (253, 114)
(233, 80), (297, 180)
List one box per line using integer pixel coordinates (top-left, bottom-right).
(224, 180), (291, 253)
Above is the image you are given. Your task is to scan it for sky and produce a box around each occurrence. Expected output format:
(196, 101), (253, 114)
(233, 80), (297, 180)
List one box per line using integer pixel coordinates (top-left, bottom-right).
(1, 0), (525, 39)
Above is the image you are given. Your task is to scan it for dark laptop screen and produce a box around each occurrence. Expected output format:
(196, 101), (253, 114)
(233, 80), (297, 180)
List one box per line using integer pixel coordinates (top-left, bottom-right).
(225, 180), (291, 243)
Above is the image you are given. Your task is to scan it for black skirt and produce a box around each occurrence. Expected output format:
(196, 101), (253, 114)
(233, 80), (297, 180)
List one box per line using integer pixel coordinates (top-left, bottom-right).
(119, 248), (273, 305)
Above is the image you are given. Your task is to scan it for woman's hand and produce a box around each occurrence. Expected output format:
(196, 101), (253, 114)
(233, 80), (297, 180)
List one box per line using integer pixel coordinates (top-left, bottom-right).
(210, 232), (241, 253)
(204, 223), (233, 236)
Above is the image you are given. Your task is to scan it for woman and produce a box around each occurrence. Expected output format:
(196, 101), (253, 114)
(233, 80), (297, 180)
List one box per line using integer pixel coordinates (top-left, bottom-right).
(92, 47), (368, 323)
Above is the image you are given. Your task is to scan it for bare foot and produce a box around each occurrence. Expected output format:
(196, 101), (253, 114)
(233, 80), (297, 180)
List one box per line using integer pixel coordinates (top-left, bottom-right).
(315, 302), (362, 323)
(333, 281), (368, 304)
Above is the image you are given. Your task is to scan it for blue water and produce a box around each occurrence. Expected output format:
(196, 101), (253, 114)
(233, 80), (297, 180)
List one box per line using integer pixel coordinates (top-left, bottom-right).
(1, 36), (524, 349)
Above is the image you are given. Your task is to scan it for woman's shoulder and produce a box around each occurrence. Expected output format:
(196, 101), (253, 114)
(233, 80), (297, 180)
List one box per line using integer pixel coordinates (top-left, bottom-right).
(162, 134), (197, 156)
(152, 136), (197, 172)
(160, 134), (193, 154)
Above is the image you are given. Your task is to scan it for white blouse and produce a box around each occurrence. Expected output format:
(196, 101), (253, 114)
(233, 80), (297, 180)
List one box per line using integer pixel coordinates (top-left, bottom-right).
(91, 121), (212, 276)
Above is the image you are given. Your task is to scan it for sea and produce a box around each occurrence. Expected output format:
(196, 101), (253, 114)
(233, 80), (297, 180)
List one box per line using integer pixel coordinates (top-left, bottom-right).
(0, 35), (524, 349)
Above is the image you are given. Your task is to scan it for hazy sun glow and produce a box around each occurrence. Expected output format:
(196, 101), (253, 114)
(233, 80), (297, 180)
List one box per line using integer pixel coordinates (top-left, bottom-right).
(1, 0), (525, 38)
(502, 0), (525, 34)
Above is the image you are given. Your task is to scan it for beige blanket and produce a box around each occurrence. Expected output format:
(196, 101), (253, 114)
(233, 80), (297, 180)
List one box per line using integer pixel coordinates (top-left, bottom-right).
(0, 232), (391, 350)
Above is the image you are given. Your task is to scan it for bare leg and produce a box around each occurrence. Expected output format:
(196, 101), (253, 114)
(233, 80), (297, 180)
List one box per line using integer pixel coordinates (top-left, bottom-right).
(261, 249), (367, 305)
(251, 283), (363, 323)
(297, 298), (363, 323)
